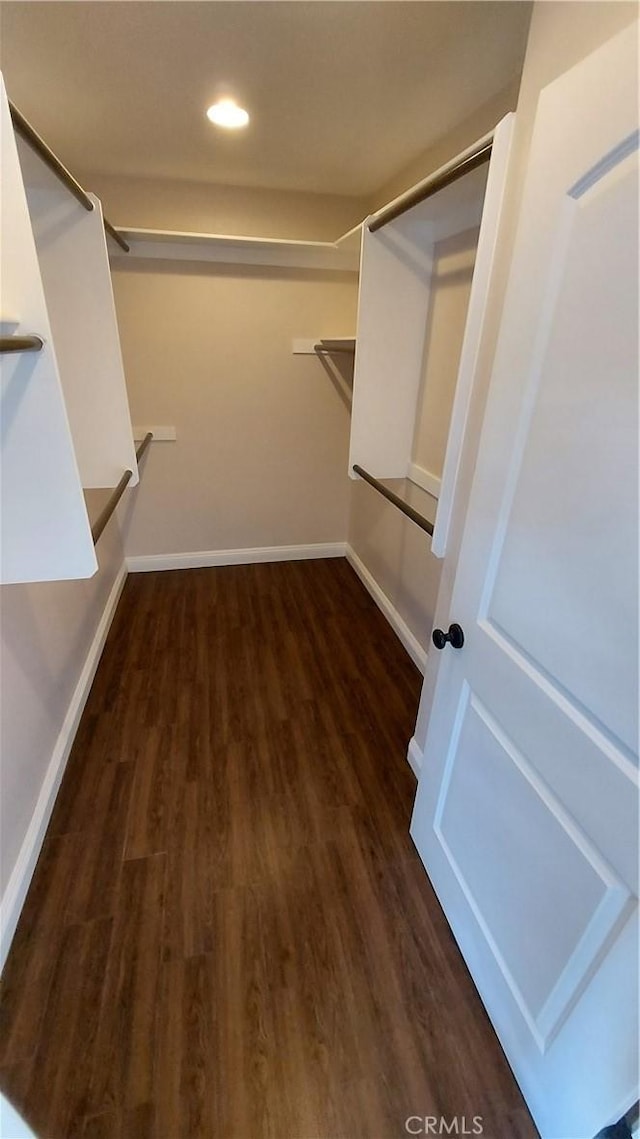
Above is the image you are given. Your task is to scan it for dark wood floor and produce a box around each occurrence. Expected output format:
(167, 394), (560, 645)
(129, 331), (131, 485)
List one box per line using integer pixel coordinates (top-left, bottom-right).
(0, 558), (537, 1139)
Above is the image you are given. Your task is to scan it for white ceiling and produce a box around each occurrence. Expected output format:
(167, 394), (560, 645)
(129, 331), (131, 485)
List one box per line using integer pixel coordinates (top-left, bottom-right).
(0, 1), (531, 198)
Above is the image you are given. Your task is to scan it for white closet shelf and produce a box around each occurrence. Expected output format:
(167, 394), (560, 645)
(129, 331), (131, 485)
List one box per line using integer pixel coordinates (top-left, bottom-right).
(110, 227), (361, 272)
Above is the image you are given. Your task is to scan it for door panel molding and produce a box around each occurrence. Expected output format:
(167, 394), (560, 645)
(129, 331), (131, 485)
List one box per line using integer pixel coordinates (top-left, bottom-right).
(434, 692), (633, 1052)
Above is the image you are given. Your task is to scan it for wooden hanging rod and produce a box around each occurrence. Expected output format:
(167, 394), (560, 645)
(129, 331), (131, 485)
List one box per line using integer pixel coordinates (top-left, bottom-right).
(0, 335), (44, 353)
(91, 433), (153, 545)
(9, 101), (92, 211)
(368, 132), (494, 233)
(8, 100), (130, 253)
(135, 431), (153, 464)
(352, 464), (434, 536)
(314, 343), (355, 355)
(91, 468), (132, 545)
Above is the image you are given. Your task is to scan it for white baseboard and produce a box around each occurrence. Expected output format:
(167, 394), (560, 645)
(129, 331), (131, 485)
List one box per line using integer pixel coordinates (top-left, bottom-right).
(0, 562), (128, 971)
(345, 546), (427, 674)
(127, 542), (346, 573)
(407, 736), (424, 778)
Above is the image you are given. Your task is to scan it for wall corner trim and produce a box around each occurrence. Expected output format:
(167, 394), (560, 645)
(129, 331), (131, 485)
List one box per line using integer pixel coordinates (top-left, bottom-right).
(0, 561), (128, 972)
(345, 545), (427, 674)
(126, 543), (347, 573)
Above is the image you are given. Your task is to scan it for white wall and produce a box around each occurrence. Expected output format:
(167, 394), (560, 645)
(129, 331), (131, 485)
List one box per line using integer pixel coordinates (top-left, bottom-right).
(0, 498), (125, 964)
(412, 228), (479, 483)
(113, 262), (358, 562)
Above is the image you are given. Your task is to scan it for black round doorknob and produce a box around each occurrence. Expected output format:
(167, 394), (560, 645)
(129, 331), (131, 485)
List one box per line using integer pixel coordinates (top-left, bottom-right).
(432, 623), (465, 650)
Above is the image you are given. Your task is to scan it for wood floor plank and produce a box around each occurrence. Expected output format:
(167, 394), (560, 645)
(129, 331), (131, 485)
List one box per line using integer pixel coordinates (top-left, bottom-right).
(87, 854), (166, 1117)
(0, 833), (80, 1066)
(24, 917), (113, 1138)
(0, 559), (539, 1138)
(64, 762), (134, 924)
(154, 954), (217, 1139)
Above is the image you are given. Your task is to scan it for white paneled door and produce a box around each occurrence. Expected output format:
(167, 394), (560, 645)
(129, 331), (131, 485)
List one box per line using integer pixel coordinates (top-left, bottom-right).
(411, 24), (638, 1139)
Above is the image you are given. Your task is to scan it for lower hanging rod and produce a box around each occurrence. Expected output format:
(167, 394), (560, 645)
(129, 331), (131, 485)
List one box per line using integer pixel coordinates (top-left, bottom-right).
(352, 464), (434, 537)
(0, 335), (44, 354)
(91, 433), (153, 546)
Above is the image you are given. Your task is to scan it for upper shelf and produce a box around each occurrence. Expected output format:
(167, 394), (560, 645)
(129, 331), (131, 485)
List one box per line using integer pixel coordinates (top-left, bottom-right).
(109, 225), (361, 272)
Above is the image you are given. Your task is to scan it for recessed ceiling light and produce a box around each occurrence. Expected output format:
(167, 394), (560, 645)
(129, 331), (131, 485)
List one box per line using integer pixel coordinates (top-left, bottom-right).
(206, 99), (249, 130)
